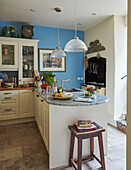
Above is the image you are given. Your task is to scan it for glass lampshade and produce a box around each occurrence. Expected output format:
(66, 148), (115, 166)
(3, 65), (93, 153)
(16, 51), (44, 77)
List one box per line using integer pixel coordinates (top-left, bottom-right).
(64, 37), (87, 52)
(50, 47), (66, 58)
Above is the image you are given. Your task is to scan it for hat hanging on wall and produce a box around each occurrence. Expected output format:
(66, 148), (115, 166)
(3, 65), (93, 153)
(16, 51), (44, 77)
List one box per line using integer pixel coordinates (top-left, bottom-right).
(85, 40), (106, 55)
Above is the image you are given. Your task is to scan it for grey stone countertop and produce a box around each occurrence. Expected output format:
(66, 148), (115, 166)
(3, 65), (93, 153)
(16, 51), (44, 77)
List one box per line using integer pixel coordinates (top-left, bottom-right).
(34, 88), (109, 106)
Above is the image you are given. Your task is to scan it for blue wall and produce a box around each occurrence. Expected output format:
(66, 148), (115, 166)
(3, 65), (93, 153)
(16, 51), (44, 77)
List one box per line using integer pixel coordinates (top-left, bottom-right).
(0, 21), (84, 88)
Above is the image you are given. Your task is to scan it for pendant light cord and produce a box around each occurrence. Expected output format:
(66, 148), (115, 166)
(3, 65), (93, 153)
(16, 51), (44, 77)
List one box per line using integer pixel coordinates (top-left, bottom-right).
(57, 12), (60, 47)
(74, 0), (77, 37)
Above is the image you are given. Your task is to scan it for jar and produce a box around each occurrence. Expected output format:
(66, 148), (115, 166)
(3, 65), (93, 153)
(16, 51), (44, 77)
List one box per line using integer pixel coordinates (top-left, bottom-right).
(24, 63), (28, 70)
(3, 47), (8, 55)
(45, 86), (50, 95)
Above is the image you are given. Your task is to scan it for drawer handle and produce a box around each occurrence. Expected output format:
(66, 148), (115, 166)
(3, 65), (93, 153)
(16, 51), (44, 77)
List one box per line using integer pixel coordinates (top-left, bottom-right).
(36, 95), (39, 97)
(41, 100), (44, 102)
(5, 109), (12, 112)
(4, 92), (11, 95)
(4, 97), (12, 100)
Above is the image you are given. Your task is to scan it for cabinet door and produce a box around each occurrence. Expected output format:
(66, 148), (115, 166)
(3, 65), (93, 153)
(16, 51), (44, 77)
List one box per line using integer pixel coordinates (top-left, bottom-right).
(44, 101), (49, 152)
(39, 97), (45, 138)
(20, 90), (33, 118)
(34, 91), (40, 125)
(0, 41), (18, 70)
(19, 41), (38, 83)
(37, 96), (49, 152)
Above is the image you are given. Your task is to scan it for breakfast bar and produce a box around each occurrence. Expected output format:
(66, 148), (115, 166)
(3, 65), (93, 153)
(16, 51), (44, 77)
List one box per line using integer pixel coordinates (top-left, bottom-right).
(34, 88), (109, 169)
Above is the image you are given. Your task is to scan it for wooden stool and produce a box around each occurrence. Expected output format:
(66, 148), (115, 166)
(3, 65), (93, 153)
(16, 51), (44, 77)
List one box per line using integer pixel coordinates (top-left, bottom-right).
(68, 122), (106, 170)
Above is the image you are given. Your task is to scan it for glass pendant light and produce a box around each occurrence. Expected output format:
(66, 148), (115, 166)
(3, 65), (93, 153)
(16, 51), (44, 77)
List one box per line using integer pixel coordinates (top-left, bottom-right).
(64, 0), (87, 52)
(51, 8), (66, 58)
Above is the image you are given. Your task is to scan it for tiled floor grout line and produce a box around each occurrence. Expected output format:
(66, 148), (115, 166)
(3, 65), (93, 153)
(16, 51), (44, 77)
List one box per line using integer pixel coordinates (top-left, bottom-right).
(0, 123), (126, 170)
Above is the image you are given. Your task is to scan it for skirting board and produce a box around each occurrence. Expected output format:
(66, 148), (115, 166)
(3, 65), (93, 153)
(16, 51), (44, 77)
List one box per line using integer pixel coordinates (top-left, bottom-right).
(108, 114), (116, 126)
(0, 117), (35, 126)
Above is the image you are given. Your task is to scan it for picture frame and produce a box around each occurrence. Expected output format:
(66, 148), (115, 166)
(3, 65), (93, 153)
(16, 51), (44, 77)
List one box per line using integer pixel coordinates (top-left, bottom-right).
(39, 48), (66, 72)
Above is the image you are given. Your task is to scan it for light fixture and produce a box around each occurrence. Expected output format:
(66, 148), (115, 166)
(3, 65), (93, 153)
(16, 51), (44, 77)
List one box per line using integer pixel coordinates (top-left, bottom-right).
(51, 8), (66, 58)
(64, 0), (87, 52)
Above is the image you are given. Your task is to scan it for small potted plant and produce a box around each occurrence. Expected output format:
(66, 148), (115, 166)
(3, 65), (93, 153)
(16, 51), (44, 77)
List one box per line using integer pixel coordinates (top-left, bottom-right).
(40, 72), (57, 94)
(40, 72), (56, 87)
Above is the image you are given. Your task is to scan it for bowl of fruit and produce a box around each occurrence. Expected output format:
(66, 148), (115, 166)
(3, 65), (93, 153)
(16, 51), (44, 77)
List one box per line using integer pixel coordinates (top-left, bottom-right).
(49, 92), (75, 100)
(84, 92), (96, 99)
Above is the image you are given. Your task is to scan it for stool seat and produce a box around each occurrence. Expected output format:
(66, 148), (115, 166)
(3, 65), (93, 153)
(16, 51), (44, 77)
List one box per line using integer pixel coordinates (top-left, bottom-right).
(68, 122), (106, 170)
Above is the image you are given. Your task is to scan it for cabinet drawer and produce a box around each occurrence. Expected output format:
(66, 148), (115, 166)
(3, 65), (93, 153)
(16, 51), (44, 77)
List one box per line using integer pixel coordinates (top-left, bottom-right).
(0, 90), (18, 96)
(0, 95), (19, 107)
(0, 90), (19, 107)
(0, 107), (19, 120)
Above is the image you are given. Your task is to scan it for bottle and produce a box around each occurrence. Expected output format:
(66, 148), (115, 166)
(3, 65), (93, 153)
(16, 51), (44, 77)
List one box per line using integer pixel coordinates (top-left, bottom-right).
(53, 76), (57, 93)
(0, 79), (2, 88)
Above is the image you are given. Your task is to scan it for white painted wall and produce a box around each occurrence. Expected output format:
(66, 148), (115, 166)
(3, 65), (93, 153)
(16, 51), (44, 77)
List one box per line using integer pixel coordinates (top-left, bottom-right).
(84, 16), (127, 124)
(84, 16), (115, 124)
(114, 16), (127, 120)
(127, 1), (131, 169)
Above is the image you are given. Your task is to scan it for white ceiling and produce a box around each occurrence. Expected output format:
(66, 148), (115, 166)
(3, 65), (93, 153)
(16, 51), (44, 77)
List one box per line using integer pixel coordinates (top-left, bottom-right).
(0, 0), (127, 31)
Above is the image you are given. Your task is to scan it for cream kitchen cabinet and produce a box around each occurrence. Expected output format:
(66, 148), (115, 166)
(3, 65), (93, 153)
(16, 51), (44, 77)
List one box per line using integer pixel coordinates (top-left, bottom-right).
(39, 96), (45, 139)
(44, 99), (49, 151)
(0, 90), (19, 120)
(20, 90), (34, 118)
(0, 39), (18, 70)
(34, 91), (40, 125)
(0, 89), (35, 121)
(19, 40), (39, 83)
(0, 37), (39, 84)
(35, 94), (49, 152)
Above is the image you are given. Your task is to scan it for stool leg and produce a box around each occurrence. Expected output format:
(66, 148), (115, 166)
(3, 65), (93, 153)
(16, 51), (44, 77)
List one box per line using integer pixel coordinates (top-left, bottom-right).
(98, 133), (106, 170)
(69, 132), (75, 167)
(78, 137), (82, 170)
(90, 137), (94, 160)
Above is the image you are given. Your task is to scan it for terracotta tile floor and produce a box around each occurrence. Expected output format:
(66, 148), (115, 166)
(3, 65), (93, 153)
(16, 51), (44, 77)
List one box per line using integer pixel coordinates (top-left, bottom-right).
(0, 122), (126, 170)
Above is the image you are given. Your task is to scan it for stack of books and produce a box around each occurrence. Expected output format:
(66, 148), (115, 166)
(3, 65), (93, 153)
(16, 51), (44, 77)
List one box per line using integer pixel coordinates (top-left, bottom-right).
(75, 120), (97, 132)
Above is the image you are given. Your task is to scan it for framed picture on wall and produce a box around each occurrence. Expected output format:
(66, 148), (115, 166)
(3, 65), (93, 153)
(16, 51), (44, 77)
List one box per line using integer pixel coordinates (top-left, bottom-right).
(38, 48), (66, 72)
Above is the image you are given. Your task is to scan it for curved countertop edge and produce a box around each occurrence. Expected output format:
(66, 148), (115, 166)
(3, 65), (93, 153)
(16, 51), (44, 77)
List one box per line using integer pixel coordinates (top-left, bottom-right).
(34, 88), (109, 106)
